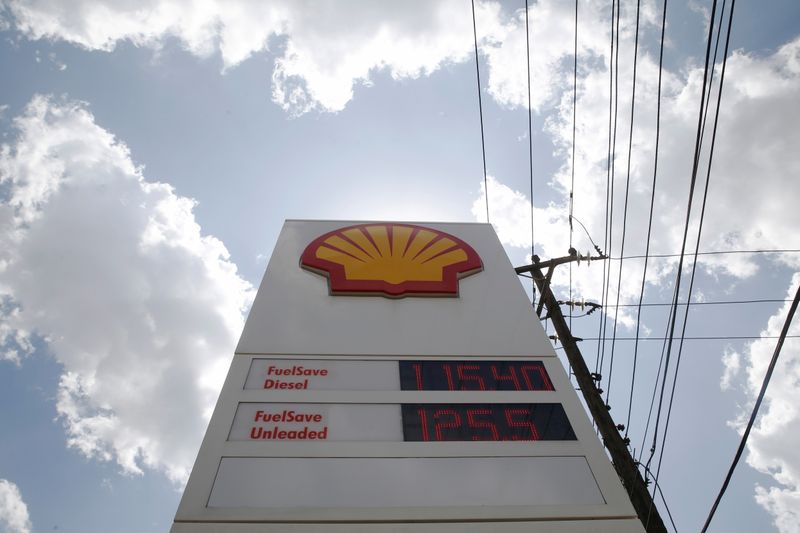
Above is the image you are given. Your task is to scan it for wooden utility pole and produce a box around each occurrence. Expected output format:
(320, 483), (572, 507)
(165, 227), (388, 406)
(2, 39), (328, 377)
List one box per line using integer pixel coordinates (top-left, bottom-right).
(517, 253), (668, 533)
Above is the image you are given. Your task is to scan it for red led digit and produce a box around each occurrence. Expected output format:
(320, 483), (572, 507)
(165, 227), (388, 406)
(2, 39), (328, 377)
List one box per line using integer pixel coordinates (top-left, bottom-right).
(442, 364), (456, 391)
(491, 364), (522, 390)
(466, 409), (499, 441)
(457, 364), (486, 390)
(520, 364), (554, 391)
(504, 408), (540, 440)
(433, 409), (461, 441)
(413, 363), (423, 391)
(417, 408), (430, 441)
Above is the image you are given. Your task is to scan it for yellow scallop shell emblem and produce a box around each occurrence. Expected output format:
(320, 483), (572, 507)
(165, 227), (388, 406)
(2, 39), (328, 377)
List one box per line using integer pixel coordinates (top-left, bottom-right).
(300, 223), (483, 297)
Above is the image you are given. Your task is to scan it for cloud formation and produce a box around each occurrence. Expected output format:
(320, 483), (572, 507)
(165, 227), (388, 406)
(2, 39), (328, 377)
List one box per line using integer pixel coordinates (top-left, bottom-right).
(722, 274), (800, 533)
(3, 1), (800, 528)
(0, 479), (31, 533)
(0, 96), (254, 483)
(474, 26), (800, 317)
(2, 0), (508, 115)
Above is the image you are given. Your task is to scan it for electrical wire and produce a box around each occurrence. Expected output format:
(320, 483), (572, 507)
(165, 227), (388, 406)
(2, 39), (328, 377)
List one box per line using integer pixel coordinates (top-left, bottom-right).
(698, 0), (728, 166)
(626, 0), (668, 439)
(570, 216), (603, 253)
(639, 287), (678, 463)
(568, 0), (578, 338)
(594, 0), (618, 377)
(607, 298), (791, 308)
(471, 0), (489, 223)
(644, 1), (720, 525)
(525, 0), (536, 304)
(596, 0), (621, 382)
(652, 0), (736, 514)
(606, 0), (642, 407)
(569, 0), (578, 240)
(582, 335), (800, 341)
(611, 248), (800, 260)
(638, 462), (680, 533)
(566, 0), (579, 384)
(701, 281), (800, 532)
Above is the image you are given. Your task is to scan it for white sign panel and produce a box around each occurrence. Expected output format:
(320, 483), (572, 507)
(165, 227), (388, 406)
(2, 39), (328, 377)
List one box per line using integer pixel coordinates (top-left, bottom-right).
(208, 456), (604, 509)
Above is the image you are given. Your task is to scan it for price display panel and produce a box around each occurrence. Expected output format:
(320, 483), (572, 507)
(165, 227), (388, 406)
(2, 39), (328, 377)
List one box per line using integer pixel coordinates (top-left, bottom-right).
(245, 359), (555, 392)
(399, 361), (553, 391)
(229, 402), (575, 442)
(402, 403), (575, 441)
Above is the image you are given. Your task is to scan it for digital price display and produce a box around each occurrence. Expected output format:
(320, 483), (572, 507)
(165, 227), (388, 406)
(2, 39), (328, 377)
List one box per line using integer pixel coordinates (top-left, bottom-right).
(399, 361), (554, 391)
(402, 403), (575, 441)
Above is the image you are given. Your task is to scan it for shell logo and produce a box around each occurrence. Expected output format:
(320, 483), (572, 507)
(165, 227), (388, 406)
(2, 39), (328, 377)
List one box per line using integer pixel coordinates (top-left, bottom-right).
(300, 223), (483, 298)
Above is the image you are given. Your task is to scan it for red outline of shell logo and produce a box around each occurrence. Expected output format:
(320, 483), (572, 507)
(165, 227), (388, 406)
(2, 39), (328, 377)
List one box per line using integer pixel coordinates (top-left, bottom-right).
(300, 223), (483, 298)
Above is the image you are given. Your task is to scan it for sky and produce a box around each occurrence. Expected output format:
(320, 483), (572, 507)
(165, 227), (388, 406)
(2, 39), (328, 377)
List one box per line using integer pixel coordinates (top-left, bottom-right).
(0, 0), (799, 532)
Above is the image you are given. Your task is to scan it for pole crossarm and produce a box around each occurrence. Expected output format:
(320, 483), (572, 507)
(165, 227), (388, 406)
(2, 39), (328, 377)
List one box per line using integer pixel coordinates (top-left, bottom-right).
(523, 254), (668, 533)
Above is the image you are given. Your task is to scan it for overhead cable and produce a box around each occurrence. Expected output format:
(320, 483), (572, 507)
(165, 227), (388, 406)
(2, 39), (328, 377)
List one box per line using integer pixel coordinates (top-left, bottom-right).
(645, 0), (717, 527)
(470, 0), (489, 223)
(626, 0), (668, 439)
(643, 0), (719, 502)
(594, 0), (618, 377)
(611, 248), (800, 260)
(525, 0), (536, 304)
(596, 0), (621, 380)
(651, 0), (736, 512)
(606, 0), (643, 407)
(700, 281), (800, 532)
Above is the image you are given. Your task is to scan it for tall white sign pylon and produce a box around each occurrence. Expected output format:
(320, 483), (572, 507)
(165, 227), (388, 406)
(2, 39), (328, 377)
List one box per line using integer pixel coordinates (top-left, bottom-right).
(171, 220), (645, 533)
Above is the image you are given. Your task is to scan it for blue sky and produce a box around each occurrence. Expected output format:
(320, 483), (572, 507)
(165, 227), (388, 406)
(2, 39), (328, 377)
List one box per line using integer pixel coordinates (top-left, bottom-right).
(1, 1), (799, 532)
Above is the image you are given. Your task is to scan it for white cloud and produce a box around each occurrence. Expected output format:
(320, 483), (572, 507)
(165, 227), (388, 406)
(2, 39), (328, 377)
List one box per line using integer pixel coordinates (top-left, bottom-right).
(0, 479), (32, 533)
(729, 273), (800, 532)
(3, 0), (508, 115)
(0, 95), (254, 483)
(472, 17), (800, 323)
(720, 347), (740, 390)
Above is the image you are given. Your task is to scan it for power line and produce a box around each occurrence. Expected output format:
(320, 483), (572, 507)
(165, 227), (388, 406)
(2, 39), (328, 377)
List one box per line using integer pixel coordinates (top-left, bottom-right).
(525, 0), (536, 306)
(626, 0), (668, 440)
(596, 0), (621, 381)
(582, 335), (800, 341)
(700, 281), (800, 532)
(470, 0), (489, 223)
(639, 289), (679, 464)
(568, 0), (578, 341)
(643, 1), (720, 509)
(570, 216), (603, 254)
(594, 0), (618, 378)
(569, 0), (578, 243)
(512, 280), (789, 309)
(525, 0), (534, 260)
(638, 462), (680, 533)
(606, 0), (643, 408)
(565, 0), (579, 385)
(608, 298), (790, 308)
(611, 248), (800, 260)
(652, 0), (736, 513)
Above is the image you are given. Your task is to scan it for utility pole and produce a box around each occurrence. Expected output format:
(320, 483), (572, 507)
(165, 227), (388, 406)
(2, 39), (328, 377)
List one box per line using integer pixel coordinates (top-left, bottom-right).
(517, 252), (668, 533)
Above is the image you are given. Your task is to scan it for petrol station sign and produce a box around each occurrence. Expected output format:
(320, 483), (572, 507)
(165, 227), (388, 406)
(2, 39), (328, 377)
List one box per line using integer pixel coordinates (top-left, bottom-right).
(171, 221), (645, 533)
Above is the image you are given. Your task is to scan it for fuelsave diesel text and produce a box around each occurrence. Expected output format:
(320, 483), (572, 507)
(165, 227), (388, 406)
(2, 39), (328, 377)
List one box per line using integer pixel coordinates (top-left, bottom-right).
(263, 365), (328, 390)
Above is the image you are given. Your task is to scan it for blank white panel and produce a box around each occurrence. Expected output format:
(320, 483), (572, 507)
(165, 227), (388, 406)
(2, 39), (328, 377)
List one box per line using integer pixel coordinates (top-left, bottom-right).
(208, 456), (603, 509)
